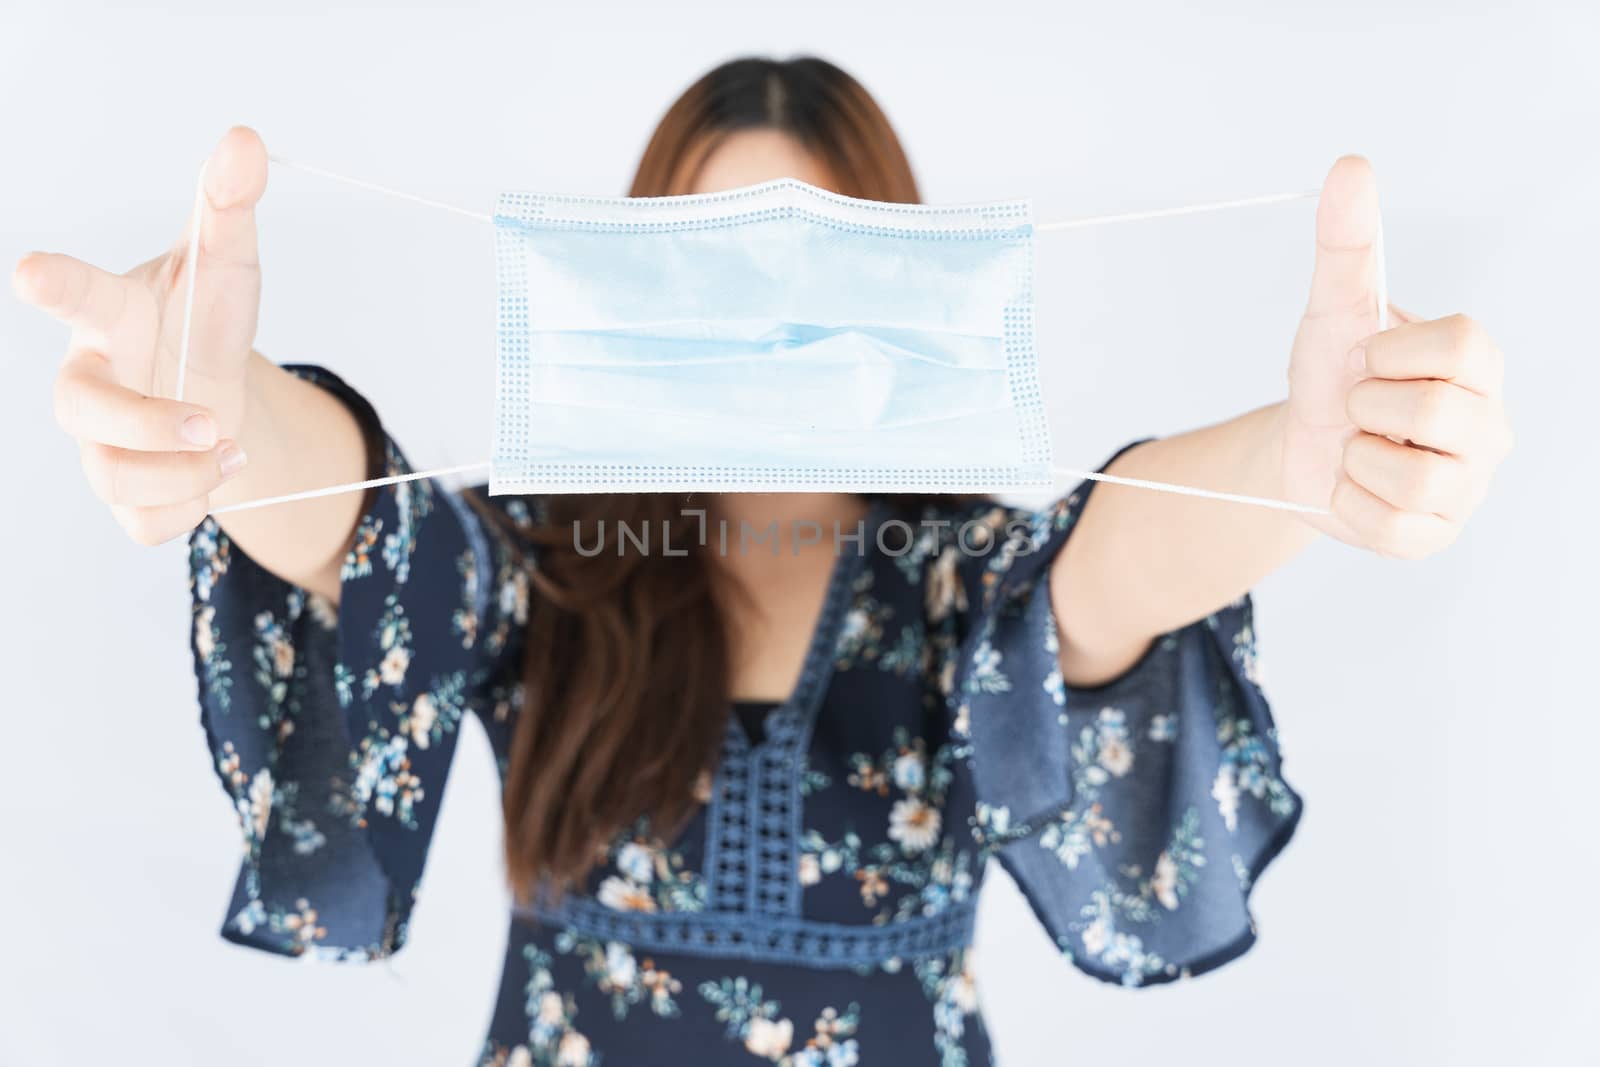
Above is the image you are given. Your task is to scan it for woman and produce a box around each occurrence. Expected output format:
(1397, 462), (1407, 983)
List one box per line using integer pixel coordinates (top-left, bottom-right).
(16, 56), (1509, 1065)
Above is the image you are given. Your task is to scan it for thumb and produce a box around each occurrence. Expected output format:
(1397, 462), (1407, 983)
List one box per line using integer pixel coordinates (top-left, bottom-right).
(1306, 155), (1381, 322)
(197, 126), (267, 267)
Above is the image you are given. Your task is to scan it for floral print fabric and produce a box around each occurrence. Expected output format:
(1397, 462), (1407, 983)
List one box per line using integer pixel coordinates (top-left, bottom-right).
(186, 368), (1301, 1064)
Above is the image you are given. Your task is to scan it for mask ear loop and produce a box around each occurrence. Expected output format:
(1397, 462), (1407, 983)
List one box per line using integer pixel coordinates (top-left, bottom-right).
(189, 157), (1376, 518)
(210, 460), (491, 514)
(1376, 214), (1390, 332)
(1045, 204), (1390, 517)
(1043, 465), (1331, 515)
(1034, 189), (1318, 232)
(168, 158), (495, 514)
(173, 163), (205, 403)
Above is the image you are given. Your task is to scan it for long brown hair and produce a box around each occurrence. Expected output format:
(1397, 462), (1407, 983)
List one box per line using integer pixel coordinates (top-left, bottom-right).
(497, 56), (921, 900)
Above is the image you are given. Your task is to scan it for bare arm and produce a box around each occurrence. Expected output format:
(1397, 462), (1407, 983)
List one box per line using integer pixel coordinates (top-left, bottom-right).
(1050, 157), (1512, 687)
(18, 127), (368, 603)
(206, 354), (369, 601)
(1053, 404), (1314, 685)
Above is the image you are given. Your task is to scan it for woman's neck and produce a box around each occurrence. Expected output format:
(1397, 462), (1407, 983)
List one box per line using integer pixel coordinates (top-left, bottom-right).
(704, 493), (869, 704)
(706, 492), (868, 535)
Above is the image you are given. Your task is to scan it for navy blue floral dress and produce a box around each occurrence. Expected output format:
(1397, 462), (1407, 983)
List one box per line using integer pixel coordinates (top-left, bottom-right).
(187, 368), (1301, 1066)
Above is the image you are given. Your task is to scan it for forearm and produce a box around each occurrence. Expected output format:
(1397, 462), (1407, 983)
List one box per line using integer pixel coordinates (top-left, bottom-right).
(206, 353), (370, 603)
(1053, 402), (1317, 686)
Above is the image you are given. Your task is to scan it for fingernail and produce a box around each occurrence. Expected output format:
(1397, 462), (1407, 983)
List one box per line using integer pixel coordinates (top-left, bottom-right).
(217, 442), (248, 479)
(181, 413), (217, 448)
(1348, 344), (1368, 375)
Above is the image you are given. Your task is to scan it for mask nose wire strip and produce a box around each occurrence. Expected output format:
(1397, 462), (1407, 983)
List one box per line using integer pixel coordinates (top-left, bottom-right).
(192, 157), (1352, 518)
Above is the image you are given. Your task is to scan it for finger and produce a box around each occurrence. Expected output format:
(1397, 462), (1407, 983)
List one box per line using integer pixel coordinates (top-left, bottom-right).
(1306, 155), (1382, 321)
(1346, 378), (1493, 455)
(81, 440), (247, 507)
(1359, 313), (1503, 396)
(197, 126), (268, 267)
(112, 499), (213, 547)
(12, 252), (136, 333)
(1330, 475), (1458, 560)
(1342, 432), (1479, 519)
(55, 353), (219, 451)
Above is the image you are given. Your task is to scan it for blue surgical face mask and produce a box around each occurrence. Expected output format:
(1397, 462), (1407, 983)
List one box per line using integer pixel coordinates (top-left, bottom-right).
(191, 160), (1322, 518)
(490, 178), (1051, 494)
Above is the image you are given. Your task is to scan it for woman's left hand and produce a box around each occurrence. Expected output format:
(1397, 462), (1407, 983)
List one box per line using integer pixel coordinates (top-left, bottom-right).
(1281, 156), (1514, 558)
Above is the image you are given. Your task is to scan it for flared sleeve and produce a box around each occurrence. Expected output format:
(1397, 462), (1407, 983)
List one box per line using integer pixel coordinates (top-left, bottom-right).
(186, 366), (528, 960)
(954, 468), (1303, 987)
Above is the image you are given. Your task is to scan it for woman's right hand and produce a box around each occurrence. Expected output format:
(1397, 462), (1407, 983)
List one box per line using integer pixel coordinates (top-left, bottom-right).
(14, 126), (268, 545)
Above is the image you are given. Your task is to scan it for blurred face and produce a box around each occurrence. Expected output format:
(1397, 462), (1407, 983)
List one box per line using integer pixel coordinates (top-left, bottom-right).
(685, 129), (858, 526)
(688, 128), (833, 195)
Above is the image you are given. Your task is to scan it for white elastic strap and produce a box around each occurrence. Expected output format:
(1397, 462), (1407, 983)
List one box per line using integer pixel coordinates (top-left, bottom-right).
(268, 153), (1315, 235)
(1050, 467), (1328, 515)
(209, 461), (493, 515)
(1035, 189), (1319, 232)
(195, 157), (1334, 517)
(174, 164), (206, 403)
(212, 461), (1328, 516)
(269, 155), (493, 222)
(1375, 214), (1390, 331)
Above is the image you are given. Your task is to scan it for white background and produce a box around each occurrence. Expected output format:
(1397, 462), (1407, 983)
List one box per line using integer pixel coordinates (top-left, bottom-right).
(1, 3), (1596, 1065)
